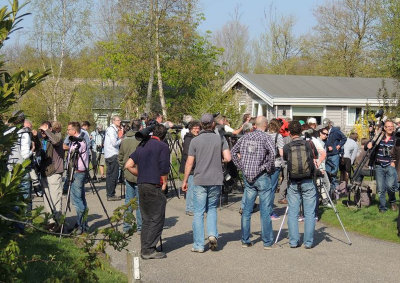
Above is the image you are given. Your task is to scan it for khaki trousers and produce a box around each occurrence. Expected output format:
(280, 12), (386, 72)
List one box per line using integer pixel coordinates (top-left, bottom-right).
(41, 173), (63, 223)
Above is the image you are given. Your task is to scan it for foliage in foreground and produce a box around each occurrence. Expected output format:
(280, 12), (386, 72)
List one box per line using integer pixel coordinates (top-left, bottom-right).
(1, 231), (127, 283)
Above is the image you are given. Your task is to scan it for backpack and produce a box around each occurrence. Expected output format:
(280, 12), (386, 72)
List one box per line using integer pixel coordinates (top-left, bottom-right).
(286, 139), (315, 180)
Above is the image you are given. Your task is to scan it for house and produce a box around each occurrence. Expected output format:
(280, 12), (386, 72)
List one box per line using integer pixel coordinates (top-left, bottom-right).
(223, 73), (399, 132)
(92, 86), (127, 129)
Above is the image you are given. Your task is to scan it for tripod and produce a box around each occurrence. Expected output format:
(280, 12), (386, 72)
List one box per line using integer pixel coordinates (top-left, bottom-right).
(92, 148), (104, 182)
(275, 179), (352, 245)
(59, 141), (113, 239)
(166, 131), (182, 199)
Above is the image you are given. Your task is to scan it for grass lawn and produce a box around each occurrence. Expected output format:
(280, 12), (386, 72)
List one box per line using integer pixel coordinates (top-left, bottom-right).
(319, 197), (400, 243)
(12, 231), (127, 282)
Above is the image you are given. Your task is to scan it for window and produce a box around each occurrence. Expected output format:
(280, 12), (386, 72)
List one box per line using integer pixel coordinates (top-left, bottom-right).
(347, 107), (362, 125)
(253, 102), (259, 117)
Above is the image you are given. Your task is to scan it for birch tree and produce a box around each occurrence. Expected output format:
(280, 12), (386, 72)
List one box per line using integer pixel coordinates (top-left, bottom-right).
(31, 0), (92, 121)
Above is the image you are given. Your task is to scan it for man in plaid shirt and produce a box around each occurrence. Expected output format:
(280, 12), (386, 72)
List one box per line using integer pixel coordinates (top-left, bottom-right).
(231, 116), (278, 249)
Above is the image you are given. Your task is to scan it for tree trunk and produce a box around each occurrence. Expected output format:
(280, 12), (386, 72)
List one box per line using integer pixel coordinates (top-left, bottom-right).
(52, 0), (67, 121)
(146, 60), (155, 113)
(155, 0), (167, 119)
(145, 0), (155, 114)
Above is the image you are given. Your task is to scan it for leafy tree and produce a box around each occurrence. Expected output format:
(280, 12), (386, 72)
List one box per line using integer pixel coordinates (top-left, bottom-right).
(214, 5), (251, 76)
(377, 0), (400, 79)
(306, 0), (380, 77)
(0, 1), (49, 280)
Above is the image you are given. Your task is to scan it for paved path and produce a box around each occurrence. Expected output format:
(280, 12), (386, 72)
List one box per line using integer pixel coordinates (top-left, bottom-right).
(33, 180), (400, 282)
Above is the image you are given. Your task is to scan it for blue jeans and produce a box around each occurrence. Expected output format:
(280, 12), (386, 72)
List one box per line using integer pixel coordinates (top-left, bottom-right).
(241, 173), (274, 246)
(20, 170), (32, 213)
(70, 172), (88, 231)
(375, 165), (397, 211)
(326, 154), (340, 193)
(269, 167), (281, 214)
(186, 175), (194, 213)
(287, 179), (317, 248)
(192, 185), (221, 250)
(124, 180), (142, 232)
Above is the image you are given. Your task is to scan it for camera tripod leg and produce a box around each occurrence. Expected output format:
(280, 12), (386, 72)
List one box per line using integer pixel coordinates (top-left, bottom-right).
(275, 206), (288, 244)
(323, 183), (352, 245)
(41, 186), (58, 224)
(59, 172), (74, 241)
(76, 148), (115, 229)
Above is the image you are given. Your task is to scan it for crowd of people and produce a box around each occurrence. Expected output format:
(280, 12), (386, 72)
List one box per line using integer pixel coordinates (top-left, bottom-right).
(5, 110), (400, 259)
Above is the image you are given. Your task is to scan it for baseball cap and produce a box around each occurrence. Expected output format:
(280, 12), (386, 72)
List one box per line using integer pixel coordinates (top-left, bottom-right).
(200, 113), (214, 124)
(307, 117), (317, 124)
(323, 118), (332, 127)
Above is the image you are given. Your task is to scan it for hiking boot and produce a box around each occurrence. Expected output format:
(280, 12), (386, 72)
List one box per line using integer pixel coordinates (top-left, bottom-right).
(208, 236), (218, 251)
(241, 242), (253, 248)
(264, 244), (281, 250)
(141, 251), (167, 260)
(391, 203), (398, 211)
(278, 199), (288, 204)
(107, 195), (121, 201)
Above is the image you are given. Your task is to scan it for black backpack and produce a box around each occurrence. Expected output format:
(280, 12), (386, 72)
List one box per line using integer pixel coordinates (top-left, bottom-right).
(286, 139), (315, 180)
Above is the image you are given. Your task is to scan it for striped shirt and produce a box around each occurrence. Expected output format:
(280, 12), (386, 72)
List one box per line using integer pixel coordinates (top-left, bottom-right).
(376, 135), (395, 167)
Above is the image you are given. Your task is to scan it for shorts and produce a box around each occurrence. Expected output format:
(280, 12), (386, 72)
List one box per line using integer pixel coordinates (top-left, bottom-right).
(91, 150), (105, 167)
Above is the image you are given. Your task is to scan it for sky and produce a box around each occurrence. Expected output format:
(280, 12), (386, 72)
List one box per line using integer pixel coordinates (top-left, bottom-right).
(0, 0), (322, 46)
(198, 0), (322, 39)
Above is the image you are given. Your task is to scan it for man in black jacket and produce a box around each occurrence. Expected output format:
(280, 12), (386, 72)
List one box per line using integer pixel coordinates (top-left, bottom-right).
(179, 121), (201, 216)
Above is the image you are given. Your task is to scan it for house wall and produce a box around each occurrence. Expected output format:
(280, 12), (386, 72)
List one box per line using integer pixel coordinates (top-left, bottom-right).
(326, 106), (347, 131)
(277, 106), (291, 119)
(234, 84), (358, 133)
(93, 109), (120, 129)
(235, 86), (253, 114)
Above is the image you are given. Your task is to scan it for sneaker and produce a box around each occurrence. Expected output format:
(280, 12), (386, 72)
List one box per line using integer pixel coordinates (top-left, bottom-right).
(186, 211), (194, 216)
(239, 208), (243, 215)
(264, 244), (281, 250)
(107, 195), (121, 201)
(241, 242), (253, 248)
(315, 216), (319, 222)
(191, 248), (204, 253)
(278, 199), (288, 204)
(208, 236), (218, 251)
(290, 244), (301, 248)
(270, 213), (280, 220)
(141, 251), (167, 260)
(298, 216), (304, 222)
(304, 245), (312, 249)
(322, 200), (332, 208)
